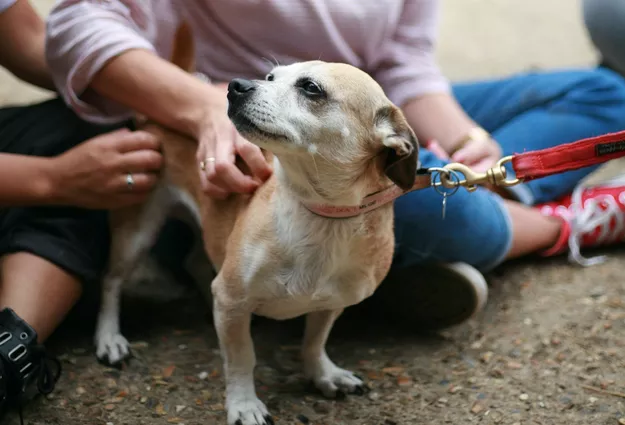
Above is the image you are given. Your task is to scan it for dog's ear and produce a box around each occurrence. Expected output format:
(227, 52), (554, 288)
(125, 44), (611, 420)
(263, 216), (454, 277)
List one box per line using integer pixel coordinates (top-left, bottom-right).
(375, 106), (419, 190)
(170, 21), (195, 73)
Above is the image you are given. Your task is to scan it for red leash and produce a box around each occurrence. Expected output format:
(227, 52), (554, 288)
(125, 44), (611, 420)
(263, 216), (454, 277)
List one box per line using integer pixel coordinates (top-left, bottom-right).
(511, 129), (625, 181)
(304, 130), (625, 219)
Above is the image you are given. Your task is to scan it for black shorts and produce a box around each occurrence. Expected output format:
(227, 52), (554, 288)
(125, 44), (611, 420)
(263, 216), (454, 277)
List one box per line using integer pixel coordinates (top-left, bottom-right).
(0, 97), (128, 282)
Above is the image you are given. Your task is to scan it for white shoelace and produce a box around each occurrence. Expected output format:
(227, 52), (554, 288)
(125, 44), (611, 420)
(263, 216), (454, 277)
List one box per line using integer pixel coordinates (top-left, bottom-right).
(564, 182), (625, 266)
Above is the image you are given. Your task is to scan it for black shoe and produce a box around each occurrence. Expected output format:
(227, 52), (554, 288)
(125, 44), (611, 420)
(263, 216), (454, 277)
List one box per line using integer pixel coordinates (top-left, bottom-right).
(362, 262), (489, 331)
(0, 308), (62, 424)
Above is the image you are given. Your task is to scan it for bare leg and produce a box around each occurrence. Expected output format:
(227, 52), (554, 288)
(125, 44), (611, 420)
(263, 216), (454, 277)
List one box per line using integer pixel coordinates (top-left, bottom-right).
(302, 309), (365, 398)
(0, 252), (81, 342)
(504, 200), (562, 259)
(212, 283), (272, 425)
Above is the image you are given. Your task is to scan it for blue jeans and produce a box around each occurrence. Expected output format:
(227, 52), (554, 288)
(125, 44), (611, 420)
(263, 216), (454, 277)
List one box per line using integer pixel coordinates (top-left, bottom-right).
(392, 67), (625, 272)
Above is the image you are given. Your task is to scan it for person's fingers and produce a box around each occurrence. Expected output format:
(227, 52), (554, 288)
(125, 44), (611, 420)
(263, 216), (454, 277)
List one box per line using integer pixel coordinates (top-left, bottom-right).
(117, 172), (160, 193)
(203, 180), (230, 200)
(236, 137), (272, 181)
(212, 129), (258, 193)
(451, 140), (488, 164)
(112, 130), (161, 153)
(119, 149), (163, 172)
(425, 139), (450, 160)
(196, 136), (215, 192)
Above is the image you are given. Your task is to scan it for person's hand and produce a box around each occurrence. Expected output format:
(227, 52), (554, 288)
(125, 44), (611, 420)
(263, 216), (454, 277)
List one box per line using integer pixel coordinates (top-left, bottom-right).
(450, 132), (502, 173)
(195, 83), (273, 199)
(48, 128), (163, 209)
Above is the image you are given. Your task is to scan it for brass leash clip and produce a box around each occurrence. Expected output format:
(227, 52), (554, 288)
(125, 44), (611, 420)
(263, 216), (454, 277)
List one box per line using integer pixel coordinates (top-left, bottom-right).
(438, 156), (521, 192)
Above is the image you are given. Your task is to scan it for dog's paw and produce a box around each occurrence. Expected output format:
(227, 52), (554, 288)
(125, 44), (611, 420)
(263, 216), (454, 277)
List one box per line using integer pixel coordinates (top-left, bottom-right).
(310, 364), (366, 399)
(227, 397), (274, 425)
(95, 331), (131, 365)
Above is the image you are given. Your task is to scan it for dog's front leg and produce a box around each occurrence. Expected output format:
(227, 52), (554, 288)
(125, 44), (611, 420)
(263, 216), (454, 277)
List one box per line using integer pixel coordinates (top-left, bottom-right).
(302, 309), (366, 398)
(213, 292), (273, 425)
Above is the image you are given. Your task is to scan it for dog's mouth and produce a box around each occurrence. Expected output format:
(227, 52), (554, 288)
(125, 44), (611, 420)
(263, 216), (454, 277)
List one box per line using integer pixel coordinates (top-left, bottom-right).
(230, 112), (289, 142)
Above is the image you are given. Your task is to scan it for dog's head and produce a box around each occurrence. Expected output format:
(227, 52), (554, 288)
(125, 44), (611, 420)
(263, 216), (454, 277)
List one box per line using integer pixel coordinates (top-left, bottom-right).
(226, 61), (419, 202)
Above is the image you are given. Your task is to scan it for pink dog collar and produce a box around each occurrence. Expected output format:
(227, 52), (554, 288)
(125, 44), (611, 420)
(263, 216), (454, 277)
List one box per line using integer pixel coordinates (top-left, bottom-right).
(304, 173), (432, 218)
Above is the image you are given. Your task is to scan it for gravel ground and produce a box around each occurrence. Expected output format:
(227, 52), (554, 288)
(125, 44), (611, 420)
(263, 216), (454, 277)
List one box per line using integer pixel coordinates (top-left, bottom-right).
(4, 1), (625, 425)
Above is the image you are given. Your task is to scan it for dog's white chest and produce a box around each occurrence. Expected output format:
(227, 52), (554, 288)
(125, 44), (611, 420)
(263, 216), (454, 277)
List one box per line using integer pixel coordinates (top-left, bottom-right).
(239, 219), (375, 320)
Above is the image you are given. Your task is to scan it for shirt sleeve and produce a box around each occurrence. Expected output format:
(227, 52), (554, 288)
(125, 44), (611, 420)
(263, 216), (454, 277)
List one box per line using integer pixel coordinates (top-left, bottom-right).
(0, 0), (16, 13)
(370, 0), (450, 108)
(45, 0), (175, 124)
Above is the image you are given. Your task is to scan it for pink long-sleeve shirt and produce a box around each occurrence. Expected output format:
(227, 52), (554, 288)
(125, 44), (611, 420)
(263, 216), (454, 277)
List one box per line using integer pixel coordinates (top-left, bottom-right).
(45, 0), (450, 124)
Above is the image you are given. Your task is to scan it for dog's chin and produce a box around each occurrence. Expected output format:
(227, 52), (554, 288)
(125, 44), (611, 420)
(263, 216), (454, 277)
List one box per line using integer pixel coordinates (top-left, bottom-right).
(230, 114), (290, 145)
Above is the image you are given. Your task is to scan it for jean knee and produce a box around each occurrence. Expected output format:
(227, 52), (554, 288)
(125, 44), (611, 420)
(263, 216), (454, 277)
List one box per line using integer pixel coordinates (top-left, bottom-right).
(392, 187), (512, 272)
(567, 68), (625, 125)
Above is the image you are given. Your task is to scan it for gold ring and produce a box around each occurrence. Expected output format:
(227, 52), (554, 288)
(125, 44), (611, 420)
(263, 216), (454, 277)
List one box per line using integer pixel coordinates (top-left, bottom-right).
(200, 157), (216, 171)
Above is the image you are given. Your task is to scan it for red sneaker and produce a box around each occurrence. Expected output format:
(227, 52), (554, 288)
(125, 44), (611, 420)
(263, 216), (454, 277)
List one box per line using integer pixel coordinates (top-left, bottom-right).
(536, 176), (625, 266)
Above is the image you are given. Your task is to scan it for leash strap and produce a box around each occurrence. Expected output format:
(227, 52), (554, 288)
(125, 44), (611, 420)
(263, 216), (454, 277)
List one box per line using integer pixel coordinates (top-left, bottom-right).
(511, 130), (625, 181)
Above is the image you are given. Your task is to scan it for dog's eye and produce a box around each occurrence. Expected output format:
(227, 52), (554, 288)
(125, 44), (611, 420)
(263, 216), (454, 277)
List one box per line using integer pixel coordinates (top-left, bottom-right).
(265, 73), (275, 81)
(301, 80), (322, 95)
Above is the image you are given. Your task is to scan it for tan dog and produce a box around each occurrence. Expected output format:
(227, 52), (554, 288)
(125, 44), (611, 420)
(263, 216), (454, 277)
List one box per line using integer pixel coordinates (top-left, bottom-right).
(95, 25), (419, 425)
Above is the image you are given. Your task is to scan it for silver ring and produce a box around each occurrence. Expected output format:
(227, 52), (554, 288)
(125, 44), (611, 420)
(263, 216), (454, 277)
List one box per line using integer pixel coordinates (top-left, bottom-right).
(126, 173), (135, 190)
(200, 157), (216, 171)
(429, 167), (460, 197)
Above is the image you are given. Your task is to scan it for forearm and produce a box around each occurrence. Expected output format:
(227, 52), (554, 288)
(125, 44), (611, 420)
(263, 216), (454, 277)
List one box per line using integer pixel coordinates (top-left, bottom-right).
(0, 154), (56, 207)
(89, 49), (216, 138)
(0, 0), (55, 91)
(402, 93), (478, 152)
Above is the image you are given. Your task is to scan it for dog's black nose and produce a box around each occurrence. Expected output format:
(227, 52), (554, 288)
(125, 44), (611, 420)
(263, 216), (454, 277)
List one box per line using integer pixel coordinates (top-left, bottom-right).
(228, 78), (256, 97)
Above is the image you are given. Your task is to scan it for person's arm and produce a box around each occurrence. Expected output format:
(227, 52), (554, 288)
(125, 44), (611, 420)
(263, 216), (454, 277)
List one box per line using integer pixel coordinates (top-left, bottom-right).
(0, 0), (54, 90)
(372, 0), (497, 167)
(46, 1), (271, 196)
(0, 129), (162, 209)
(0, 154), (56, 206)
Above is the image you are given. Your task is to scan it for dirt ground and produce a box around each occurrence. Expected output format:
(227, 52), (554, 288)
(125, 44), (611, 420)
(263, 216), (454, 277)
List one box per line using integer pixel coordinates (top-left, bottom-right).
(4, 1), (625, 425)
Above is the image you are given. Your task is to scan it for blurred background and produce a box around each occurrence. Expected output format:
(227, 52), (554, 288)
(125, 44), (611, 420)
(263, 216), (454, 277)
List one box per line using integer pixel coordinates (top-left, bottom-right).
(0, 0), (599, 104)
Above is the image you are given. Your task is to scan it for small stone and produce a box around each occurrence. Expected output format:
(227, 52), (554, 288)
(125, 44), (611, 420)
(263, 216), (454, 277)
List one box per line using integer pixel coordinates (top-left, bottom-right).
(313, 400), (332, 414)
(155, 404), (167, 416)
(489, 368), (504, 378)
(470, 401), (484, 414)
(448, 385), (463, 394)
(618, 418), (625, 425)
(368, 392), (380, 401)
(106, 422), (114, 425)
(519, 393), (529, 401)
(208, 403), (224, 411)
(76, 387), (86, 395)
(297, 414), (310, 424)
(512, 423), (521, 425)
(480, 351), (494, 363)
(382, 366), (404, 376)
(104, 404), (115, 411)
(539, 401), (546, 408)
(507, 361), (523, 370)
(176, 405), (186, 413)
(162, 365), (176, 378)
(589, 397), (598, 404)
(130, 341), (149, 349)
(198, 371), (209, 380)
(140, 396), (148, 404)
(178, 344), (188, 351)
(437, 397), (448, 405)
(523, 318), (533, 326)
(397, 375), (413, 387)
